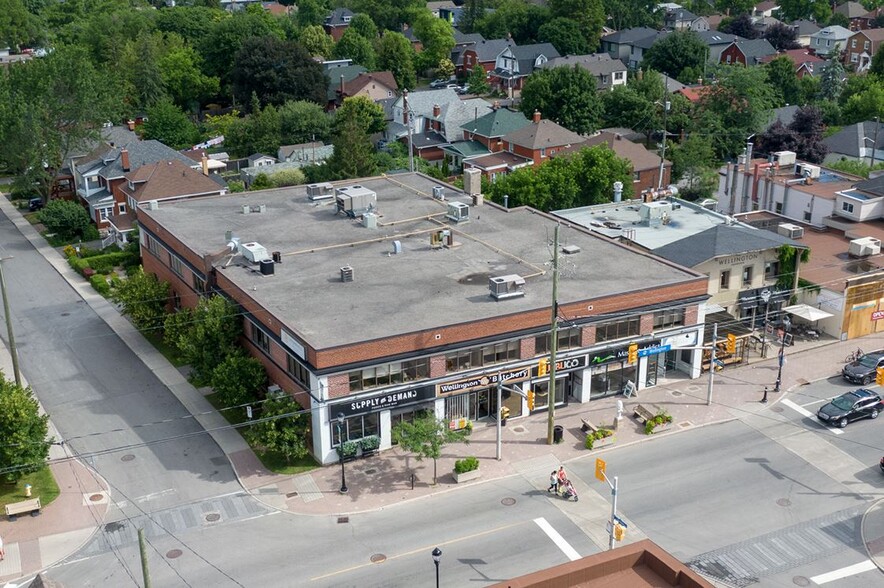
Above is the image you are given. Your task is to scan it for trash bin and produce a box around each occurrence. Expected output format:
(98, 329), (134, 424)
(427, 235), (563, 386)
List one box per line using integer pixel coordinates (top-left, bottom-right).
(553, 425), (564, 444)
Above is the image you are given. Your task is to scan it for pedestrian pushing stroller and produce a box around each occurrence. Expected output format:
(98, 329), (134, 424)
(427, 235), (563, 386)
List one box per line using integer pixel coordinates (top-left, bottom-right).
(561, 483), (578, 502)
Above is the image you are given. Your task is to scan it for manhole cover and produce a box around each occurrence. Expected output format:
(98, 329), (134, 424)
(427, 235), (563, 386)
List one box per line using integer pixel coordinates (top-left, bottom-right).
(501, 497), (516, 506)
(61, 312), (70, 316)
(511, 426), (526, 433)
(671, 391), (683, 397)
(89, 494), (104, 502)
(364, 468), (377, 475)
(121, 454), (135, 462)
(286, 491), (299, 498)
(205, 513), (221, 522)
(166, 549), (183, 559)
(771, 406), (784, 413)
(777, 498), (792, 507)
(338, 516), (349, 524)
(370, 553), (387, 564)
(104, 522), (124, 533)
(792, 576), (810, 586)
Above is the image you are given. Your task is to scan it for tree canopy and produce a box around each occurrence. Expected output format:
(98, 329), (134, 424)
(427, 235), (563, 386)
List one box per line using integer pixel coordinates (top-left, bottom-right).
(231, 36), (327, 107)
(0, 376), (51, 483)
(642, 31), (709, 83)
(520, 66), (603, 135)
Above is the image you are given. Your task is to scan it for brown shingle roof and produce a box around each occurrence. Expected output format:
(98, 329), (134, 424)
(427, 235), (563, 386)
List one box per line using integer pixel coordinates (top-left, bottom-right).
(582, 131), (669, 172)
(502, 118), (585, 150)
(342, 71), (398, 96)
(121, 159), (225, 203)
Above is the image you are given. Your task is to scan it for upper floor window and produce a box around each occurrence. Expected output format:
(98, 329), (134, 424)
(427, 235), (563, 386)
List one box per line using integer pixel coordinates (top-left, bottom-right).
(146, 233), (161, 257)
(852, 39), (857, 48)
(742, 265), (753, 285)
(250, 321), (270, 353)
(720, 270), (730, 290)
(348, 357), (430, 391)
(118, 203), (126, 214)
(843, 202), (855, 213)
(535, 326), (581, 355)
(170, 254), (184, 277)
(445, 341), (519, 373)
(653, 308), (685, 329)
(764, 260), (780, 280)
(540, 147), (547, 158)
(99, 207), (111, 220)
(192, 273), (207, 293)
(596, 317), (640, 342)
(286, 353), (310, 388)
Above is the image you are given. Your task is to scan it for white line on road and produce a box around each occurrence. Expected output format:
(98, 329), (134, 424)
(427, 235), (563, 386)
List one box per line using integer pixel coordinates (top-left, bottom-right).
(781, 399), (843, 435)
(134, 488), (177, 502)
(810, 559), (876, 584)
(534, 517), (581, 561)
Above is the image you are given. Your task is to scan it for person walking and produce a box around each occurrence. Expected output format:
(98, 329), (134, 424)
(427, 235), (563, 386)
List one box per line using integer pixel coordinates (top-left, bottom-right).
(547, 471), (558, 493)
(556, 466), (567, 494)
(0, 533), (5, 560)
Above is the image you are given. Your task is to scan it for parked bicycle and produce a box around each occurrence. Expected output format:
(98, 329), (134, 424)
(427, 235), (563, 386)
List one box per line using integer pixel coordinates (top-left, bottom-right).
(845, 348), (864, 363)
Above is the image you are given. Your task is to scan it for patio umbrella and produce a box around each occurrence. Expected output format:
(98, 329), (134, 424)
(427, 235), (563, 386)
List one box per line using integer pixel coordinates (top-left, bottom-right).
(782, 304), (833, 322)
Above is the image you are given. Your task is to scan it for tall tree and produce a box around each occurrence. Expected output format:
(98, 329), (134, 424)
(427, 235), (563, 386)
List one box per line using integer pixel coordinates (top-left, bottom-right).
(201, 11), (286, 83)
(334, 96), (386, 135)
(326, 115), (378, 179)
(412, 9), (455, 70)
(155, 6), (221, 46)
(334, 28), (377, 69)
(111, 265), (170, 333)
(777, 0), (830, 22)
(0, 377), (51, 483)
(163, 295), (243, 385)
(349, 13), (378, 39)
(159, 44), (220, 112)
(0, 0), (39, 49)
(467, 64), (490, 95)
(231, 36), (327, 107)
(668, 134), (718, 200)
(278, 100), (332, 144)
(765, 55), (800, 107)
(818, 60), (845, 101)
(128, 31), (167, 111)
(538, 17), (590, 56)
(520, 66), (603, 135)
(642, 31), (709, 83)
(789, 105), (828, 163)
(601, 85), (655, 131)
(141, 99), (200, 150)
(548, 0), (605, 51)
(475, 0), (549, 45)
(870, 48), (884, 77)
(842, 84), (884, 125)
(764, 22), (801, 51)
(604, 0), (661, 31)
(299, 24), (334, 58)
(719, 13), (758, 39)
(245, 395), (311, 464)
(295, 0), (327, 27)
(376, 31), (417, 91)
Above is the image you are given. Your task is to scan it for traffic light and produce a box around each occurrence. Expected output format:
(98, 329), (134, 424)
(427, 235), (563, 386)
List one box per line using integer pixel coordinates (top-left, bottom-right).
(594, 457), (606, 482)
(527, 390), (536, 410)
(876, 367), (884, 386)
(613, 523), (625, 541)
(627, 344), (638, 364)
(726, 333), (737, 354)
(538, 359), (549, 376)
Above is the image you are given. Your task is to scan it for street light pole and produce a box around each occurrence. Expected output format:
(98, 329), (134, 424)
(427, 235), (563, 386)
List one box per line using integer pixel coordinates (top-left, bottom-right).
(873, 116), (880, 168)
(432, 547), (442, 588)
(760, 289), (771, 359)
(774, 316), (791, 393)
(657, 100), (671, 190)
(336, 413), (348, 494)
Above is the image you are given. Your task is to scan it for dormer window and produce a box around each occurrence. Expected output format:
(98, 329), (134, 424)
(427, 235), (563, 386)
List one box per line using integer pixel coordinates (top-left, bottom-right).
(128, 180), (134, 190)
(343, 15), (351, 22)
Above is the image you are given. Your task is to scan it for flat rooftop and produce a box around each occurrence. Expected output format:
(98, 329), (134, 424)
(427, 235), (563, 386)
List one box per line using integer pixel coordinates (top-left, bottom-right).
(141, 173), (701, 349)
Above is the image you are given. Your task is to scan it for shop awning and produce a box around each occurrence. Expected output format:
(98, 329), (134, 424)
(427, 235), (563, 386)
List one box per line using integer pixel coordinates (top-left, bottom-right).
(782, 304), (833, 322)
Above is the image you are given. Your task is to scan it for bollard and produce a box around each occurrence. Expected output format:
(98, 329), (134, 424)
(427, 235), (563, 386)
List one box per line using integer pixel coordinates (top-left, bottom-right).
(761, 386), (769, 404)
(25, 483), (32, 497)
(411, 473), (415, 490)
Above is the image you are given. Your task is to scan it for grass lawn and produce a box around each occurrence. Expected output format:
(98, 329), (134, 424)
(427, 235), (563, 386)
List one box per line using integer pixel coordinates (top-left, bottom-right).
(144, 331), (187, 367)
(0, 467), (60, 509)
(205, 392), (318, 475)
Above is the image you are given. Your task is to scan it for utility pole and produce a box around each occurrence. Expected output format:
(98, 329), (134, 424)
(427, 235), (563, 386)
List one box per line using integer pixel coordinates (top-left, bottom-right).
(547, 224), (559, 445)
(657, 99), (671, 190)
(873, 116), (880, 168)
(496, 379), (502, 460)
(741, 140), (754, 213)
(0, 258), (21, 387)
(706, 323), (717, 406)
(404, 90), (415, 173)
(138, 528), (151, 588)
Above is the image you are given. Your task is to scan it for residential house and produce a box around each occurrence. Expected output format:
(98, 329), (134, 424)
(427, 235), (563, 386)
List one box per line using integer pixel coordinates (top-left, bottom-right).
(248, 153), (277, 168)
(490, 43), (560, 95)
(790, 19), (821, 48)
(631, 31), (669, 70)
(600, 27), (661, 68)
(324, 8), (355, 41)
(461, 151), (533, 181)
(459, 105), (531, 152)
(541, 54), (628, 91)
(438, 6), (464, 26)
(835, 1), (877, 31)
(321, 58), (354, 71)
(53, 125), (138, 203)
(676, 85), (712, 103)
(501, 112), (586, 167)
(181, 149), (227, 174)
(719, 38), (777, 65)
(427, 0), (456, 18)
(752, 16), (783, 36)
(458, 39), (513, 77)
(758, 49), (824, 78)
(338, 72), (398, 105)
(325, 64), (367, 110)
(219, 0), (262, 11)
(809, 25), (852, 58)
(262, 1), (291, 15)
(823, 120), (884, 166)
(451, 30), (485, 69)
(754, 1), (779, 17)
(582, 131), (672, 193)
(763, 104), (800, 130)
(696, 31), (742, 64)
(278, 142), (331, 163)
(664, 8), (709, 31)
(400, 25), (423, 52)
(844, 28), (884, 71)
(108, 159), (227, 247)
(706, 13), (726, 30)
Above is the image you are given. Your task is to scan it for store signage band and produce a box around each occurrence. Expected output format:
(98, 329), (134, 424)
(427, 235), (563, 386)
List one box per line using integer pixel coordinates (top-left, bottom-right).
(437, 367), (530, 395)
(638, 344), (671, 358)
(588, 340), (661, 366)
(338, 385), (435, 417)
(533, 355), (587, 376)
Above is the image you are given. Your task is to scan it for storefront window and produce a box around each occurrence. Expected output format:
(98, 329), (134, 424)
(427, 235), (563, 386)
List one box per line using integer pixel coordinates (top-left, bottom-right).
(535, 326), (582, 355)
(589, 363), (633, 398)
(596, 317), (640, 342)
(445, 340), (519, 373)
(653, 308), (685, 329)
(531, 379), (567, 409)
(347, 357), (430, 391)
(331, 412), (380, 446)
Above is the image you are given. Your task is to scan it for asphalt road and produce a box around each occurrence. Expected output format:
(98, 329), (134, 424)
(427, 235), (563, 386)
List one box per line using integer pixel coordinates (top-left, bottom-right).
(0, 211), (240, 520)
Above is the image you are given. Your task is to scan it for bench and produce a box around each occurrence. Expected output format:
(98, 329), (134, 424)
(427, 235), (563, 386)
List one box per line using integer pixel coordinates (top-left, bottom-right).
(581, 418), (599, 434)
(5, 497), (41, 520)
(632, 404), (656, 425)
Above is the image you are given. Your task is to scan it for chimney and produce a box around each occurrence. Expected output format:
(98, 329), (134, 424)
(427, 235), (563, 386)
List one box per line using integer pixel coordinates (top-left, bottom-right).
(121, 148), (130, 172)
(402, 90), (409, 124)
(433, 104), (441, 117)
(637, 68), (643, 81)
(201, 153), (209, 176)
(340, 74), (345, 96)
(126, 120), (135, 131)
(493, 100), (500, 110)
(532, 110), (541, 124)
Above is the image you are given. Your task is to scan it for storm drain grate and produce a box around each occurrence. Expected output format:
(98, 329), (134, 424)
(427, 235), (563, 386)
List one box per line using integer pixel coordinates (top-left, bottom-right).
(792, 576), (810, 586)
(370, 554), (387, 564)
(338, 516), (349, 524)
(166, 549), (183, 559)
(205, 513), (221, 522)
(286, 491), (299, 498)
(678, 421), (694, 428)
(89, 494), (104, 502)
(121, 454), (135, 462)
(670, 391), (683, 397)
(364, 469), (377, 475)
(511, 426), (526, 433)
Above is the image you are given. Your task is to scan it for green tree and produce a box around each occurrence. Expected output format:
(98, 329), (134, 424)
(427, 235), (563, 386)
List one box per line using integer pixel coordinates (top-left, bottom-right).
(520, 66), (602, 135)
(642, 31), (709, 83)
(349, 13), (378, 39)
(538, 17), (590, 56)
(250, 173), (273, 189)
(201, 11), (286, 83)
(299, 24), (334, 58)
(601, 85), (655, 131)
(110, 265), (170, 333)
(38, 200), (93, 241)
(391, 413), (470, 484)
(203, 109), (242, 140)
(467, 64), (490, 95)
(163, 295), (243, 385)
(141, 99), (200, 150)
(668, 134), (717, 200)
(296, 0), (326, 27)
(0, 0), (39, 49)
(548, 0), (605, 50)
(376, 31), (417, 90)
(0, 377), (51, 483)
(155, 6), (221, 46)
(475, 0), (549, 44)
(605, 0), (661, 30)
(334, 96), (386, 135)
(777, 0), (829, 21)
(159, 45), (220, 112)
(326, 115), (378, 179)
(129, 31), (166, 110)
(210, 353), (267, 409)
(412, 9), (455, 70)
(231, 36), (328, 107)
(871, 48), (884, 77)
(765, 55), (800, 107)
(245, 395), (311, 464)
(764, 22), (801, 51)
(270, 168), (307, 187)
(278, 100), (332, 144)
(333, 28), (377, 69)
(436, 57), (455, 81)
(818, 60), (845, 101)
(842, 84), (884, 125)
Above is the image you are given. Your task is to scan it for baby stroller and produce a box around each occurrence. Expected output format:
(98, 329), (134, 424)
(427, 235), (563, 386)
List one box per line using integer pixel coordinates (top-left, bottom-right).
(561, 483), (578, 502)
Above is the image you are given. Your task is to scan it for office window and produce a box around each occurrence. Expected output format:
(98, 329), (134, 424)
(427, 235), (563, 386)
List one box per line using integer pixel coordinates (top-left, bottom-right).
(286, 353), (310, 387)
(348, 358), (430, 391)
(764, 260), (780, 279)
(843, 202), (854, 213)
(653, 308), (685, 329)
(445, 341), (519, 373)
(535, 326), (582, 355)
(250, 321), (270, 353)
(742, 265), (753, 286)
(720, 270), (731, 290)
(596, 317), (640, 342)
(170, 255), (184, 277)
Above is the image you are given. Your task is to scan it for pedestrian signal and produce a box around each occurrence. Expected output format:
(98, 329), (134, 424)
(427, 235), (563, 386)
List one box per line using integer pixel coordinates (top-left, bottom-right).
(726, 333), (737, 354)
(877, 367), (884, 386)
(527, 390), (536, 410)
(613, 523), (625, 541)
(538, 359), (549, 376)
(627, 344), (638, 364)
(594, 458), (606, 482)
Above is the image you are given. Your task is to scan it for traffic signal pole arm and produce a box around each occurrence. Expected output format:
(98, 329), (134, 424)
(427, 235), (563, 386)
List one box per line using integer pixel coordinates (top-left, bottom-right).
(594, 458), (621, 550)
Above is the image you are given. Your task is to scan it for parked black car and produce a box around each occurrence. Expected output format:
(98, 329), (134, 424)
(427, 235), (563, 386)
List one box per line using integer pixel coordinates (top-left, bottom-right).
(28, 197), (44, 212)
(842, 350), (884, 384)
(817, 389), (883, 428)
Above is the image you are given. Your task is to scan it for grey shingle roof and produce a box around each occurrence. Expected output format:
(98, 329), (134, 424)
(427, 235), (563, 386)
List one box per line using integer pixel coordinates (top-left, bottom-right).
(653, 224), (799, 267)
(460, 108), (531, 138)
(601, 27), (660, 44)
(326, 65), (367, 102)
(824, 121), (884, 157)
(469, 39), (514, 62)
(855, 173), (884, 197)
(436, 97), (494, 142)
(99, 140), (194, 180)
(453, 31), (484, 45)
(696, 31), (740, 46)
(732, 38), (777, 63)
(790, 19), (821, 35)
(325, 8), (354, 26)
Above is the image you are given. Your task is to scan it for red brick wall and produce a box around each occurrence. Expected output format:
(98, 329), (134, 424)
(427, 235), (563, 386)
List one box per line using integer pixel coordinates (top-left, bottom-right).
(520, 336), (535, 359)
(582, 325), (596, 346)
(640, 313), (653, 333)
(327, 373), (350, 399)
(430, 355), (447, 377)
(685, 304), (699, 326)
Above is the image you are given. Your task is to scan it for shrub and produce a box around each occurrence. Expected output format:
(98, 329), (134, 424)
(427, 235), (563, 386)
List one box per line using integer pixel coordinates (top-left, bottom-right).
(644, 411), (674, 435)
(360, 434), (380, 452)
(339, 440), (359, 458)
(584, 428), (614, 449)
(454, 456), (479, 473)
(90, 273), (111, 296)
(38, 200), (92, 240)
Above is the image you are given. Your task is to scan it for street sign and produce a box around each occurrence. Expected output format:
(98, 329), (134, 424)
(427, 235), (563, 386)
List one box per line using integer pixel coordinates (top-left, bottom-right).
(595, 458), (606, 482)
(638, 344), (671, 358)
(613, 515), (628, 528)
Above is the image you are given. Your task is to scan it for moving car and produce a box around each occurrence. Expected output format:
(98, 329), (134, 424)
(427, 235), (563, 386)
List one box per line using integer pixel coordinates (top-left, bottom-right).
(842, 350), (884, 384)
(817, 388), (883, 428)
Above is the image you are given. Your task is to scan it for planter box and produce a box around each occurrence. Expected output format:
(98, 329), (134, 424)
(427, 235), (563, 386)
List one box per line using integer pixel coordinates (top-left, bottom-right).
(648, 421), (672, 434)
(590, 435), (615, 449)
(454, 469), (481, 483)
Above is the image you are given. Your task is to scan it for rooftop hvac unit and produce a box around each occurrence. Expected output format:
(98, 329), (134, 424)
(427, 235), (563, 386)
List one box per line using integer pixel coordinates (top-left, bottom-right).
(777, 223), (804, 239)
(772, 150), (797, 167)
(794, 163), (821, 179)
(489, 275), (526, 300)
(446, 201), (470, 223)
(146, 200), (159, 210)
(639, 201), (673, 226)
(307, 182), (334, 201)
(240, 242), (270, 263)
(340, 265), (354, 282)
(363, 212), (377, 229)
(849, 237), (881, 257)
(335, 185), (377, 217)
(433, 186), (445, 200)
(463, 168), (481, 196)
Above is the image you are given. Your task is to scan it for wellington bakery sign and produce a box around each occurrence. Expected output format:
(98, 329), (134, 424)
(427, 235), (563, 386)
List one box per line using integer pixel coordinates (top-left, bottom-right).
(873, 310), (884, 321)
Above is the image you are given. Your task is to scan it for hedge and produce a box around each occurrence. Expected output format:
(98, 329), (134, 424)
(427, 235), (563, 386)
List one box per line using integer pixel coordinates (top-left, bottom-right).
(68, 252), (137, 276)
(90, 273), (111, 296)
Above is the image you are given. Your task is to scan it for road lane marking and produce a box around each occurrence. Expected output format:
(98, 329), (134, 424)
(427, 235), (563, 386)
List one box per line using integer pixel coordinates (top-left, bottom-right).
(534, 517), (580, 561)
(781, 399), (843, 435)
(810, 559), (876, 584)
(309, 520), (525, 581)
